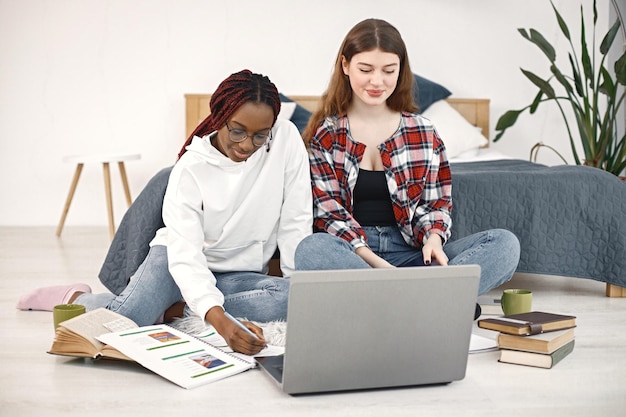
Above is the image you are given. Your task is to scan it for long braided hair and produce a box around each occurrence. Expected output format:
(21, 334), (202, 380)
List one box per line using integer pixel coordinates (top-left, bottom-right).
(178, 70), (281, 159)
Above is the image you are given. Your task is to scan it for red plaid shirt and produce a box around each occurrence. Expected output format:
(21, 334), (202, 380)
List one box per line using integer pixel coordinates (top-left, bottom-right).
(309, 112), (452, 249)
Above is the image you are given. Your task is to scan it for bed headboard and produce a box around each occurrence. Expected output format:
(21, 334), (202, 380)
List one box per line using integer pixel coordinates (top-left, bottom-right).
(184, 94), (490, 140)
(446, 98), (490, 140)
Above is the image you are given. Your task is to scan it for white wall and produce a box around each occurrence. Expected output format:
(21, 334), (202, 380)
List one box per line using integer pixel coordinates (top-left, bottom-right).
(0, 0), (617, 226)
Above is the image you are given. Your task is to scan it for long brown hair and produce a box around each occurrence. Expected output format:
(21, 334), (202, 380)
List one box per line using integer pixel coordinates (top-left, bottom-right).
(302, 19), (417, 145)
(178, 70), (281, 159)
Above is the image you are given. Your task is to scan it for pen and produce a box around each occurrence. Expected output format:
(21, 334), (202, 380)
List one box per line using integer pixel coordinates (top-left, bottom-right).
(224, 311), (260, 340)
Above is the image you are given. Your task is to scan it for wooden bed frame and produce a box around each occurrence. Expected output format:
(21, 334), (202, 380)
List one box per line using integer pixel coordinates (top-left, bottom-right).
(184, 93), (624, 297)
(184, 94), (491, 140)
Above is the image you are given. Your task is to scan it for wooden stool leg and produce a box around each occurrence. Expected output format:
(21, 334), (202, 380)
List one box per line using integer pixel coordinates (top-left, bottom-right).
(56, 163), (84, 237)
(118, 161), (133, 207)
(102, 162), (115, 240)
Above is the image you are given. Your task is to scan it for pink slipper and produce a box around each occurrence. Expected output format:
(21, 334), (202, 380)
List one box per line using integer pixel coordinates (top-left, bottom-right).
(16, 283), (92, 311)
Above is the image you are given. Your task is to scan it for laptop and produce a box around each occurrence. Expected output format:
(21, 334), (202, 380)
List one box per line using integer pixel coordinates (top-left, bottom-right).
(256, 265), (480, 395)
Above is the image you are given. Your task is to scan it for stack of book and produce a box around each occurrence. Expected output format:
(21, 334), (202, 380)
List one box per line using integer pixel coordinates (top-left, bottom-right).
(477, 311), (577, 369)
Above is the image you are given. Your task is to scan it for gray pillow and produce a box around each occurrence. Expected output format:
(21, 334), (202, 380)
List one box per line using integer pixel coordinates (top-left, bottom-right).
(279, 93), (311, 133)
(413, 73), (452, 113)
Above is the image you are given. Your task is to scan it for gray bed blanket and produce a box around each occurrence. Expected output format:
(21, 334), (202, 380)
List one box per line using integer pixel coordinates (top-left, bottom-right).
(99, 160), (626, 294)
(99, 166), (172, 295)
(449, 159), (626, 287)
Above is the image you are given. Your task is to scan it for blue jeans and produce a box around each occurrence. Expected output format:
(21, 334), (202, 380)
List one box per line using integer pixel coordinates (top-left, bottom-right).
(295, 227), (520, 295)
(76, 245), (289, 325)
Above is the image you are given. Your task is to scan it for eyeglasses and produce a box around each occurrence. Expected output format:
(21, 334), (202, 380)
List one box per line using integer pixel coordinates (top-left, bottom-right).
(225, 122), (272, 147)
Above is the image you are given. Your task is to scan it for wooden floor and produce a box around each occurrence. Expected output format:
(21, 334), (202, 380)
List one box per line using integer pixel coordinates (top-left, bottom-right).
(1, 227), (625, 417)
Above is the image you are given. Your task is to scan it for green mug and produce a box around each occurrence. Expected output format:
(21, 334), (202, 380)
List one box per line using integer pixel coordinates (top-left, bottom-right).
(53, 303), (86, 330)
(500, 289), (532, 316)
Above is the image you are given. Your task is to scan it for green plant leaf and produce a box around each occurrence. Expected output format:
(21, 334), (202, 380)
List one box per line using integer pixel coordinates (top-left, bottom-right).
(551, 0), (571, 41)
(521, 69), (555, 98)
(495, 109), (524, 132)
(528, 29), (556, 62)
(615, 52), (626, 85)
(551, 64), (574, 96)
(600, 19), (620, 55)
(494, 109), (529, 142)
(569, 53), (585, 96)
(580, 11), (593, 83)
(598, 66), (615, 96)
(597, 111), (614, 167)
(593, 0), (598, 26)
(611, 133), (626, 174)
(572, 109), (594, 163)
(518, 28), (530, 41)
(529, 90), (543, 114)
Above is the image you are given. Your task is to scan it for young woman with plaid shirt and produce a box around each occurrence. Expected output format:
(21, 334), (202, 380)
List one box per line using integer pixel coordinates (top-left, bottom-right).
(295, 19), (520, 299)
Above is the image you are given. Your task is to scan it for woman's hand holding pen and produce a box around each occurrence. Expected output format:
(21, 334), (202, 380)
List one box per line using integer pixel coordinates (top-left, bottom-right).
(206, 307), (267, 355)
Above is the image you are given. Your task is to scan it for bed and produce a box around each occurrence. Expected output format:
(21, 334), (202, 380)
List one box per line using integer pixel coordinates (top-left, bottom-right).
(183, 86), (626, 298)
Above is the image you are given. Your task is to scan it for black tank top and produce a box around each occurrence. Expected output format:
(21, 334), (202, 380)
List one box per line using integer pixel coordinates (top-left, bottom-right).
(353, 169), (396, 226)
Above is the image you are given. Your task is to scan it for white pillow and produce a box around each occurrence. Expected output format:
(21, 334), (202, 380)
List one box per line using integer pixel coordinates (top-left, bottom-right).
(278, 102), (297, 120)
(421, 100), (488, 158)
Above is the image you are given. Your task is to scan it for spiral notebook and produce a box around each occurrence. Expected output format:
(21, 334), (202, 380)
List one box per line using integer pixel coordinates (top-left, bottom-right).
(256, 265), (481, 395)
(98, 323), (254, 389)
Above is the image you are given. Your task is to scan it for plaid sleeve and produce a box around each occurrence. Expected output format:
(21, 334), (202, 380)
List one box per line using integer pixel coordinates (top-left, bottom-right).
(413, 130), (453, 245)
(309, 126), (367, 247)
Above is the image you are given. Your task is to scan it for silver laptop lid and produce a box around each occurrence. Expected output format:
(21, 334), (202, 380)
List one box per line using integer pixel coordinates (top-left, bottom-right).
(281, 265), (480, 394)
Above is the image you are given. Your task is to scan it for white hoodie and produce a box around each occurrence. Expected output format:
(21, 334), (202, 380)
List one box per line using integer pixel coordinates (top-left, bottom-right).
(150, 119), (312, 320)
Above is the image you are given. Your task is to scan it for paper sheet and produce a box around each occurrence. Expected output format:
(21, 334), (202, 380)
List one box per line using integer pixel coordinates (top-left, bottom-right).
(469, 333), (498, 353)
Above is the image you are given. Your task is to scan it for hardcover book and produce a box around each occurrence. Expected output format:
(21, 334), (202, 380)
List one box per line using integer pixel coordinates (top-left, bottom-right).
(477, 311), (576, 335)
(497, 328), (575, 354)
(498, 340), (575, 369)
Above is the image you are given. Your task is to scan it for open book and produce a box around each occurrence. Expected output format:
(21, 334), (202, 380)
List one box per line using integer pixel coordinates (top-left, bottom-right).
(48, 308), (137, 360)
(97, 323), (256, 389)
(48, 308), (282, 389)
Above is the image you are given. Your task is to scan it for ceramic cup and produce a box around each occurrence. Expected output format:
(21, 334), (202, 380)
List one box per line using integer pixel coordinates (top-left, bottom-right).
(500, 289), (532, 315)
(53, 303), (86, 330)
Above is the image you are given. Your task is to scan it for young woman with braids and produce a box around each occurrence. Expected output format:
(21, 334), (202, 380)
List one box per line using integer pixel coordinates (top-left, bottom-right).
(294, 19), (520, 305)
(18, 70), (312, 354)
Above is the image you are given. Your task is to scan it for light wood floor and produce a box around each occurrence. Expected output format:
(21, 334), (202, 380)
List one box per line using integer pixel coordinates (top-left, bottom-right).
(1, 227), (624, 417)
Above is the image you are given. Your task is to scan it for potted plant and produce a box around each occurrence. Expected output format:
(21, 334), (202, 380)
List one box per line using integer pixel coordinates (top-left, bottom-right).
(494, 0), (626, 177)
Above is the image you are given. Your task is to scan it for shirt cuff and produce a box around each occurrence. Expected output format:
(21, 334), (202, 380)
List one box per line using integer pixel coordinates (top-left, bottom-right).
(423, 230), (447, 246)
(195, 297), (224, 322)
(350, 235), (369, 250)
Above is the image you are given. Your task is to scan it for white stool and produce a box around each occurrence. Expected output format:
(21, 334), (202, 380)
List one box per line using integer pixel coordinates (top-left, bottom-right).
(56, 153), (141, 240)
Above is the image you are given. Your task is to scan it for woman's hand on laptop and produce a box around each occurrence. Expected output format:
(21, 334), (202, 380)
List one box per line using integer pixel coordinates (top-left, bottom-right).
(422, 234), (448, 266)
